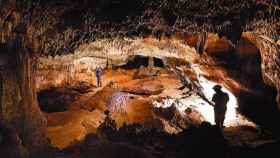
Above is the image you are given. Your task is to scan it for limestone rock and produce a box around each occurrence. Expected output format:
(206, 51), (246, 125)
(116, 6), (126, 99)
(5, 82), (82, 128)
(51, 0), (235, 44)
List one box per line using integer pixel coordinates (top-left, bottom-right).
(121, 79), (164, 95)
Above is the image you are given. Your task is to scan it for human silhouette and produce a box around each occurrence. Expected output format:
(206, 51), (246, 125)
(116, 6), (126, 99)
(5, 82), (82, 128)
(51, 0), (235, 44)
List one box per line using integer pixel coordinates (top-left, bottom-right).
(95, 66), (103, 87)
(211, 85), (229, 128)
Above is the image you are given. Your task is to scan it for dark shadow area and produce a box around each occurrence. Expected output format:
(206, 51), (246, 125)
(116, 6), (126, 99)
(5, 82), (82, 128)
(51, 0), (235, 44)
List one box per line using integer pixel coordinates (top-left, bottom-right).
(153, 57), (164, 67)
(213, 38), (280, 139)
(37, 82), (93, 113)
(234, 38), (264, 90)
(57, 120), (280, 158)
(237, 87), (280, 139)
(165, 57), (190, 67)
(118, 55), (149, 69)
(38, 88), (75, 113)
(232, 39), (280, 138)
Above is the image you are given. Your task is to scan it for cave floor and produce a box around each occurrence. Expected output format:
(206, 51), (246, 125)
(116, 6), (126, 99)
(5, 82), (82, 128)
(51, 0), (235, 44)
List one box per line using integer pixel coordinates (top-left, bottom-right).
(45, 67), (275, 150)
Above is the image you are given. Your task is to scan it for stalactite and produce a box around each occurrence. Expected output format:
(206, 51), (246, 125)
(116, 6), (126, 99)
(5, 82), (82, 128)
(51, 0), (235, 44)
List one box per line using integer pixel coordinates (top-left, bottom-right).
(196, 31), (208, 55)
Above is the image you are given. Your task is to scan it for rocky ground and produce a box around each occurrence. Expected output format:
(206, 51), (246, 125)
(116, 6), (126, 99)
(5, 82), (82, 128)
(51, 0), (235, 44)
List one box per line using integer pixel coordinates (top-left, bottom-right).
(32, 34), (280, 157)
(1, 1), (280, 157)
(39, 66), (275, 152)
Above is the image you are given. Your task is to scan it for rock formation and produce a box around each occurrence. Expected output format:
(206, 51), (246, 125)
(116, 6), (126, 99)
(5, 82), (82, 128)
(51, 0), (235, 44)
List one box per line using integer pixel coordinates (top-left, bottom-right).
(0, 0), (280, 157)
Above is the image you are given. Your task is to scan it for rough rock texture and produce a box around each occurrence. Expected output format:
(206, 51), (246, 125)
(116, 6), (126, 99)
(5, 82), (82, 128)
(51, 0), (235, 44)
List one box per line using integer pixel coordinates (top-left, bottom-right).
(1, 1), (280, 157)
(37, 82), (93, 113)
(36, 33), (280, 109)
(121, 78), (164, 95)
(195, 32), (280, 108)
(1, 0), (279, 56)
(0, 54), (50, 157)
(242, 32), (280, 107)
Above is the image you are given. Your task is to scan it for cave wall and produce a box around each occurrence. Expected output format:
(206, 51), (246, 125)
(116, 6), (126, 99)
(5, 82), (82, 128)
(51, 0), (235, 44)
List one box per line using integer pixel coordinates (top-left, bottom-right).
(36, 33), (280, 109)
(191, 32), (280, 107)
(36, 56), (108, 91)
(36, 59), (74, 91)
(0, 4), (50, 157)
(0, 53), (50, 158)
(36, 38), (195, 91)
(242, 32), (280, 108)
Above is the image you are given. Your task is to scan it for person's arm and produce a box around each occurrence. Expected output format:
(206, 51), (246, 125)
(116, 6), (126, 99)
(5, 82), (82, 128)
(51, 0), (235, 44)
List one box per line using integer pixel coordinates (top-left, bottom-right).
(212, 94), (216, 102)
(225, 93), (230, 102)
(210, 94), (217, 107)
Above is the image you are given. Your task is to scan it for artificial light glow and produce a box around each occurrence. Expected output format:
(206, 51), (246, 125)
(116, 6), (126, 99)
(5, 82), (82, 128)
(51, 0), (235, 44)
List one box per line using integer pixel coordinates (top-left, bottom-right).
(153, 65), (255, 127)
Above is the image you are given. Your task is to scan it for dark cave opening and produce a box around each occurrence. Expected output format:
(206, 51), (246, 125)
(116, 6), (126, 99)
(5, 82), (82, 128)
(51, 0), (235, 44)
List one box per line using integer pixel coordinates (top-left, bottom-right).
(37, 88), (74, 113)
(37, 82), (93, 113)
(153, 57), (164, 68)
(116, 55), (165, 69)
(237, 87), (280, 138)
(119, 55), (149, 69)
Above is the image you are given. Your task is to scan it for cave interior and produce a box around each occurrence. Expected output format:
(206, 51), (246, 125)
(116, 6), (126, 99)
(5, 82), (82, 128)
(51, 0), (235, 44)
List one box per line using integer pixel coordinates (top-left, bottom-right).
(1, 1), (280, 158)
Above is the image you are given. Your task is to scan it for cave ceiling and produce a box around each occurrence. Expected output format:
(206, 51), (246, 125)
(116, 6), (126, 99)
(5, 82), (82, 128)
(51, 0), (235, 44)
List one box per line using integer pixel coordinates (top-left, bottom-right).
(0, 0), (279, 56)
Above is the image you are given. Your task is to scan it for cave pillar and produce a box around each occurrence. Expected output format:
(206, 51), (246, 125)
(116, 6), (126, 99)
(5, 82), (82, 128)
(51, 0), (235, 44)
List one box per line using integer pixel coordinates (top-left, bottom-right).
(106, 58), (113, 69)
(0, 52), (50, 157)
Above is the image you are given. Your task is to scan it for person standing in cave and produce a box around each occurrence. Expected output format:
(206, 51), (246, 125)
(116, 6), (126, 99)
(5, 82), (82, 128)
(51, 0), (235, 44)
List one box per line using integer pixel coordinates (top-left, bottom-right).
(95, 66), (103, 87)
(212, 85), (229, 128)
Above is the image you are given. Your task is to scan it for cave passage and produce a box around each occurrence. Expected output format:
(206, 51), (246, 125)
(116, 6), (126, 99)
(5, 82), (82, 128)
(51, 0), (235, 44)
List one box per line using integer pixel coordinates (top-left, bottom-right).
(153, 57), (165, 67)
(116, 55), (165, 69)
(37, 88), (75, 113)
(119, 55), (149, 69)
(29, 35), (280, 158)
(2, 1), (280, 157)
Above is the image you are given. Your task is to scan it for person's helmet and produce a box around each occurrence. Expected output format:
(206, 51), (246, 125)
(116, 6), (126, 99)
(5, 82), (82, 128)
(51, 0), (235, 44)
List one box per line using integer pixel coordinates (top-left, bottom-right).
(213, 85), (222, 91)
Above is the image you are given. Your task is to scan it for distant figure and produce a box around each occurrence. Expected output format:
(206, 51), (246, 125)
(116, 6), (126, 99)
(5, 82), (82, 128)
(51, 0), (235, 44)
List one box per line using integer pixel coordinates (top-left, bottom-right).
(212, 85), (229, 128)
(95, 66), (103, 87)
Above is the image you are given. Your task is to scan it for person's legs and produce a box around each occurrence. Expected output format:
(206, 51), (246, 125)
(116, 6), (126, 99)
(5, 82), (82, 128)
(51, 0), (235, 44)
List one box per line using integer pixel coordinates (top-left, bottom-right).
(218, 115), (223, 128)
(215, 110), (224, 128)
(96, 76), (100, 87)
(98, 77), (102, 87)
(214, 110), (220, 127)
(220, 110), (226, 128)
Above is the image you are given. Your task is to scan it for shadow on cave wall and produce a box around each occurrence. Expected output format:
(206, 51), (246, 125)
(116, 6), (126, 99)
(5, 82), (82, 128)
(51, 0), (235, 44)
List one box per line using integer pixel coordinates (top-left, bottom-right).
(115, 55), (164, 70)
(237, 87), (280, 137)
(232, 39), (280, 138)
(234, 38), (264, 90)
